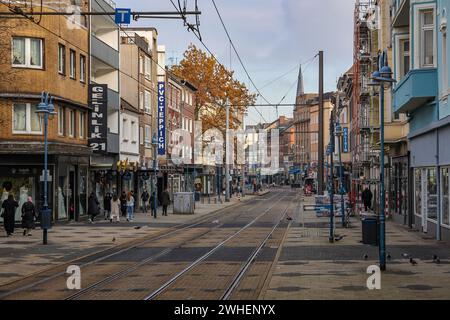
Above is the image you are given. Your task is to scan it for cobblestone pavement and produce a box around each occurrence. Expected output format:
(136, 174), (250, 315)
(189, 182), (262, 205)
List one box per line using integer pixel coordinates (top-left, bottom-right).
(262, 195), (450, 300)
(0, 195), (255, 286)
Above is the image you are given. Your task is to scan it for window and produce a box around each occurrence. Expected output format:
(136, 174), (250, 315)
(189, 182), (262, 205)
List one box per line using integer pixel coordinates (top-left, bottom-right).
(79, 112), (85, 138)
(145, 56), (151, 79)
(68, 109), (75, 137)
(427, 168), (438, 221)
(139, 91), (144, 110)
(144, 90), (151, 114)
(12, 103), (42, 134)
(139, 55), (144, 74)
(131, 121), (137, 143)
(420, 9), (435, 67)
(69, 49), (76, 79)
(140, 126), (144, 145)
(399, 39), (410, 77)
(122, 118), (128, 142)
(442, 168), (449, 226)
(80, 55), (86, 83)
(145, 125), (151, 148)
(58, 44), (66, 74)
(12, 37), (43, 69)
(58, 106), (65, 136)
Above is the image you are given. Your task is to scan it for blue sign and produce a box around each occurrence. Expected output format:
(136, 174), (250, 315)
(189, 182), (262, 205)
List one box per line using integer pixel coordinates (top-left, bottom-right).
(343, 127), (349, 153)
(157, 82), (166, 155)
(115, 8), (131, 24)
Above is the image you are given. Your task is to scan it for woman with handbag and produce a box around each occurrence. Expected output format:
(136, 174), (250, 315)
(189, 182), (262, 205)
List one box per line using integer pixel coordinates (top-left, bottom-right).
(2, 194), (19, 237)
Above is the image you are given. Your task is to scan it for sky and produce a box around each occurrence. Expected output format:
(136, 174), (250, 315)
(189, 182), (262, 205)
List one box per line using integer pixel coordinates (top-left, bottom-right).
(115, 0), (355, 125)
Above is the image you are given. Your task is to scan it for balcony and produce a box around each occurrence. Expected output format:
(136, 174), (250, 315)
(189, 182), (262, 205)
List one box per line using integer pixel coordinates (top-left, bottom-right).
(393, 68), (437, 114)
(107, 88), (120, 111)
(107, 132), (119, 154)
(91, 36), (119, 70)
(391, 0), (410, 28)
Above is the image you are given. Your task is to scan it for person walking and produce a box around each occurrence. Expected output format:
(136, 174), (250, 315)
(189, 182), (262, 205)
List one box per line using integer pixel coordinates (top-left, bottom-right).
(126, 191), (135, 222)
(141, 189), (150, 214)
(161, 189), (170, 217)
(103, 192), (112, 220)
(21, 196), (37, 236)
(87, 192), (100, 223)
(120, 191), (127, 217)
(361, 186), (373, 212)
(150, 191), (157, 218)
(1, 194), (19, 237)
(110, 194), (121, 223)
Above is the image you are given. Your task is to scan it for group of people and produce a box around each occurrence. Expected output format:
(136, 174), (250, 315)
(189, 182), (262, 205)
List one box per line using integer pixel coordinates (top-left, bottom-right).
(1, 194), (37, 237)
(87, 188), (172, 223)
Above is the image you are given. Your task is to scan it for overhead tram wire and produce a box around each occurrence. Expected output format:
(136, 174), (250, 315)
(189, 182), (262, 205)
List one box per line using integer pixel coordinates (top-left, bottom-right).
(168, 0), (268, 123)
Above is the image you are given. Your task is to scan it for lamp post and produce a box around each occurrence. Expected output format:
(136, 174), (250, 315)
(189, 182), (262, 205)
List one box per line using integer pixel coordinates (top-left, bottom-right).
(369, 50), (396, 271)
(152, 134), (159, 219)
(335, 120), (346, 227)
(36, 92), (57, 245)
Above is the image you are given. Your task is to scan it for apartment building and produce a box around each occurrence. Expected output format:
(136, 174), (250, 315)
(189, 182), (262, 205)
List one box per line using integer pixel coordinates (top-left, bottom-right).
(0, 0), (90, 221)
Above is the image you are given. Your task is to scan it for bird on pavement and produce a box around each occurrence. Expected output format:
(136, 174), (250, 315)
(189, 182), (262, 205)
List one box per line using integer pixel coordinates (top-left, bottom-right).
(363, 254), (369, 260)
(134, 226), (142, 230)
(287, 217), (293, 221)
(387, 253), (392, 260)
(410, 258), (418, 266)
(335, 235), (346, 242)
(433, 255), (441, 264)
(112, 237), (116, 243)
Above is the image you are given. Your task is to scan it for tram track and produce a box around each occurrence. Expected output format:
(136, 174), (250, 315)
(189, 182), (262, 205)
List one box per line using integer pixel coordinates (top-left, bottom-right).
(0, 192), (282, 300)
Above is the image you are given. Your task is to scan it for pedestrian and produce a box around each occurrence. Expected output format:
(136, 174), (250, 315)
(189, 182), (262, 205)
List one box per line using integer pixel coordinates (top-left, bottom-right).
(161, 188), (170, 216)
(87, 192), (100, 223)
(361, 186), (373, 212)
(120, 191), (127, 217)
(110, 194), (121, 223)
(126, 191), (135, 222)
(141, 189), (150, 214)
(103, 192), (112, 220)
(1, 194), (18, 237)
(150, 191), (157, 218)
(21, 196), (37, 236)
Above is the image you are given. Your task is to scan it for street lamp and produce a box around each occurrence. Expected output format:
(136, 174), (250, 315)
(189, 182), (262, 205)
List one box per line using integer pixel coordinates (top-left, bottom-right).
(369, 50), (396, 271)
(334, 120), (346, 227)
(151, 134), (159, 219)
(35, 92), (57, 245)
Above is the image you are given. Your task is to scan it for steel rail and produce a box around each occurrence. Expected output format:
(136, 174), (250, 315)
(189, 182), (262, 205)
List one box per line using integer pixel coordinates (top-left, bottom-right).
(144, 194), (288, 300)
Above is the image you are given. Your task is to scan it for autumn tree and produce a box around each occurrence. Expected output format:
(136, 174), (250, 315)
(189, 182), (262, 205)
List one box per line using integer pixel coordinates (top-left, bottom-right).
(171, 44), (256, 132)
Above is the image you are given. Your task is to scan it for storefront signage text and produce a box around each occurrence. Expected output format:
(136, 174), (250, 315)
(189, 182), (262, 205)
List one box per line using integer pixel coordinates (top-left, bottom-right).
(88, 84), (108, 154)
(158, 82), (166, 156)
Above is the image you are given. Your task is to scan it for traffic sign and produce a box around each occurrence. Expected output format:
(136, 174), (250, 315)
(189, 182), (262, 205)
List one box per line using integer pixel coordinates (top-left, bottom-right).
(115, 8), (131, 24)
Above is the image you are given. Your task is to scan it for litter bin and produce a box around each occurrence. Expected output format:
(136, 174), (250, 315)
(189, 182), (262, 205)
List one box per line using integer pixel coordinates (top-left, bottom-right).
(173, 192), (195, 215)
(362, 217), (378, 246)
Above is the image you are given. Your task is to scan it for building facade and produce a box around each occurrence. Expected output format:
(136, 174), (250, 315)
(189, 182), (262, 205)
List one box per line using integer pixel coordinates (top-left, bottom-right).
(0, 0), (91, 221)
(392, 0), (450, 240)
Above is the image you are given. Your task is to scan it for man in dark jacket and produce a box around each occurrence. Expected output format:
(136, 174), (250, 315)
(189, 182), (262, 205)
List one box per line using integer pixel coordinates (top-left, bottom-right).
(120, 192), (127, 217)
(21, 196), (37, 236)
(161, 189), (170, 216)
(150, 192), (157, 218)
(1, 194), (18, 237)
(141, 190), (150, 214)
(103, 193), (112, 220)
(361, 187), (373, 211)
(88, 192), (100, 223)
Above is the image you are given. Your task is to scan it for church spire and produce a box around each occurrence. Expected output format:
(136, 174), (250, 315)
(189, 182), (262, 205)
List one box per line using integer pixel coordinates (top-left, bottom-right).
(296, 65), (304, 97)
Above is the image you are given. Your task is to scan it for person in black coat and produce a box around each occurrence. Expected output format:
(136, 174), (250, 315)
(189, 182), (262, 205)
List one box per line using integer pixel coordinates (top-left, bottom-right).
(21, 196), (37, 236)
(88, 192), (100, 223)
(141, 190), (150, 214)
(103, 193), (112, 220)
(120, 191), (127, 217)
(1, 194), (18, 237)
(150, 192), (157, 218)
(161, 189), (170, 216)
(361, 187), (373, 211)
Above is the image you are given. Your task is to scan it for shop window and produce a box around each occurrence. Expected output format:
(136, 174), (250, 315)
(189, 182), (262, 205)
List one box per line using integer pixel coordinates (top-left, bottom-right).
(414, 169), (422, 217)
(442, 168), (450, 226)
(427, 168), (438, 221)
(12, 103), (42, 134)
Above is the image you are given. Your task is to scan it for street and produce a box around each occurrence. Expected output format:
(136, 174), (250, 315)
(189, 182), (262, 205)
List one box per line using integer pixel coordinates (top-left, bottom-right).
(1, 188), (449, 300)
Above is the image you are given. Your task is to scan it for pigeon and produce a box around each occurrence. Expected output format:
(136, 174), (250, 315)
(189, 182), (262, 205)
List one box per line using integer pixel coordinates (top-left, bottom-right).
(387, 253), (392, 260)
(409, 258), (418, 266)
(335, 235), (345, 242)
(402, 253), (411, 259)
(433, 255), (441, 264)
(134, 226), (142, 230)
(287, 217), (293, 221)
(363, 254), (369, 260)
(212, 220), (220, 224)
(112, 237), (116, 243)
